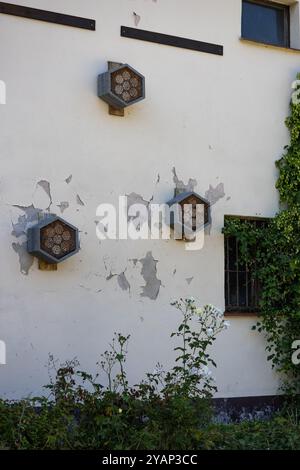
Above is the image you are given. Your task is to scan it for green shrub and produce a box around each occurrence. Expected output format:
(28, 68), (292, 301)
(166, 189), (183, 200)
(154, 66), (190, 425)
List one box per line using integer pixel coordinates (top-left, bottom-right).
(0, 298), (226, 450)
(224, 75), (300, 395)
(1, 298), (297, 450)
(1, 395), (300, 450)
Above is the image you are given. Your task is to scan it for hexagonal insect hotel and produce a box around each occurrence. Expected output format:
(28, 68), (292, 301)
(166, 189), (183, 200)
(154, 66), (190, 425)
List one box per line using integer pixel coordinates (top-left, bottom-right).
(27, 216), (80, 264)
(167, 191), (211, 241)
(98, 63), (145, 114)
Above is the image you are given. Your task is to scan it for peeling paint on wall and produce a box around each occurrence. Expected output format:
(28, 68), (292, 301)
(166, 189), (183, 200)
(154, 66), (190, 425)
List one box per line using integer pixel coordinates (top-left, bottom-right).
(106, 270), (130, 293)
(11, 205), (42, 238)
(126, 192), (150, 228)
(57, 202), (69, 214)
(117, 271), (130, 292)
(133, 12), (141, 27)
(139, 251), (161, 300)
(172, 167), (197, 193)
(205, 183), (225, 205)
(37, 180), (52, 210)
(106, 272), (115, 281)
(65, 175), (72, 184)
(11, 205), (53, 274)
(12, 242), (34, 275)
(76, 195), (85, 206)
(127, 193), (149, 218)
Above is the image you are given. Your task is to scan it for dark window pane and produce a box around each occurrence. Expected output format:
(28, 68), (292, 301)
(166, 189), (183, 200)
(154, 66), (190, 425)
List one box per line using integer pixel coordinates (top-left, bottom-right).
(248, 274), (253, 307)
(242, 1), (288, 47)
(229, 272), (238, 306)
(225, 271), (229, 306)
(225, 237), (228, 270)
(250, 278), (260, 309)
(237, 240), (247, 271)
(228, 236), (237, 271)
(238, 272), (247, 307)
(224, 216), (269, 312)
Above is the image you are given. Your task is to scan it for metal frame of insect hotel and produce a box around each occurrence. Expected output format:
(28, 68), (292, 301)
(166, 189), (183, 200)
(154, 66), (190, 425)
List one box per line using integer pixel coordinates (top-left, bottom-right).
(98, 63), (145, 111)
(27, 216), (80, 264)
(167, 191), (211, 241)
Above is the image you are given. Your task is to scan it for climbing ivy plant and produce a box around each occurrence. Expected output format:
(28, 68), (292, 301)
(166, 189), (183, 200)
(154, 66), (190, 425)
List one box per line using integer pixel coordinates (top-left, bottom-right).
(223, 75), (300, 395)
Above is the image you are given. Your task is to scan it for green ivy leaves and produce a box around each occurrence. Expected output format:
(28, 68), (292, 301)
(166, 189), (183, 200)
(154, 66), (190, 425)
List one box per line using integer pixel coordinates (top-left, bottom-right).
(224, 78), (300, 395)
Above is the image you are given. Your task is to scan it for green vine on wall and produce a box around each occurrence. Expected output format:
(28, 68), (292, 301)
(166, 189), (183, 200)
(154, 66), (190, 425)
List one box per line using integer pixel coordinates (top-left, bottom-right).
(223, 74), (300, 395)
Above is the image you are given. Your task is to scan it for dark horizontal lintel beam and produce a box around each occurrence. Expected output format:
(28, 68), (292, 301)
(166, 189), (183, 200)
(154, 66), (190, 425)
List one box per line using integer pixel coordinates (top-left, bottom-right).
(0, 2), (95, 31)
(121, 26), (223, 56)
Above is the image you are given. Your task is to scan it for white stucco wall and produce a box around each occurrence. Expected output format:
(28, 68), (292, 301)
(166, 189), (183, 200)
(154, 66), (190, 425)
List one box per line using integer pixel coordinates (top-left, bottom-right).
(0, 0), (298, 399)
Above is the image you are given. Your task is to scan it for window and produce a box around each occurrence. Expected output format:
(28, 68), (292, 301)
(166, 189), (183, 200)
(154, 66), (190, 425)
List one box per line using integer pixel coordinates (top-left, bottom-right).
(242, 0), (290, 48)
(224, 217), (268, 314)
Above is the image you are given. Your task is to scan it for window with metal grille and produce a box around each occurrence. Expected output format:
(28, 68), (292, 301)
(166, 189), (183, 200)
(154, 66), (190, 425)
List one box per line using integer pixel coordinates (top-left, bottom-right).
(242, 0), (290, 48)
(224, 216), (269, 313)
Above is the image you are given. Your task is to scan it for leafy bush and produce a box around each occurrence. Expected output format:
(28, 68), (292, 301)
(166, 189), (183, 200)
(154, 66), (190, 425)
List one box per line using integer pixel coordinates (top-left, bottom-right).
(2, 298), (297, 450)
(197, 416), (300, 450)
(224, 75), (300, 395)
(0, 394), (299, 450)
(0, 298), (229, 450)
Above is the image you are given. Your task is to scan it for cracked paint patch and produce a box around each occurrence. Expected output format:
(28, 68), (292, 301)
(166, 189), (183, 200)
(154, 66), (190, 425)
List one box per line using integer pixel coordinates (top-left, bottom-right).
(106, 270), (130, 292)
(37, 180), (52, 210)
(133, 12), (141, 26)
(76, 195), (85, 206)
(57, 201), (69, 214)
(106, 272), (115, 281)
(12, 242), (34, 275)
(172, 167), (197, 193)
(127, 193), (149, 217)
(57, 201), (69, 213)
(11, 204), (52, 274)
(126, 192), (150, 227)
(11, 205), (43, 238)
(139, 251), (161, 300)
(130, 258), (138, 266)
(205, 183), (225, 205)
(65, 175), (72, 184)
(117, 272), (131, 292)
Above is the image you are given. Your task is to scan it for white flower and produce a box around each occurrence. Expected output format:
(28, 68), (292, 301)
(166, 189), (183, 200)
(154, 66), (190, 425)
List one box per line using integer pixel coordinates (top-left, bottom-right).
(215, 308), (224, 318)
(202, 305), (223, 319)
(196, 308), (203, 315)
(207, 328), (214, 337)
(199, 365), (212, 378)
(223, 321), (230, 330)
